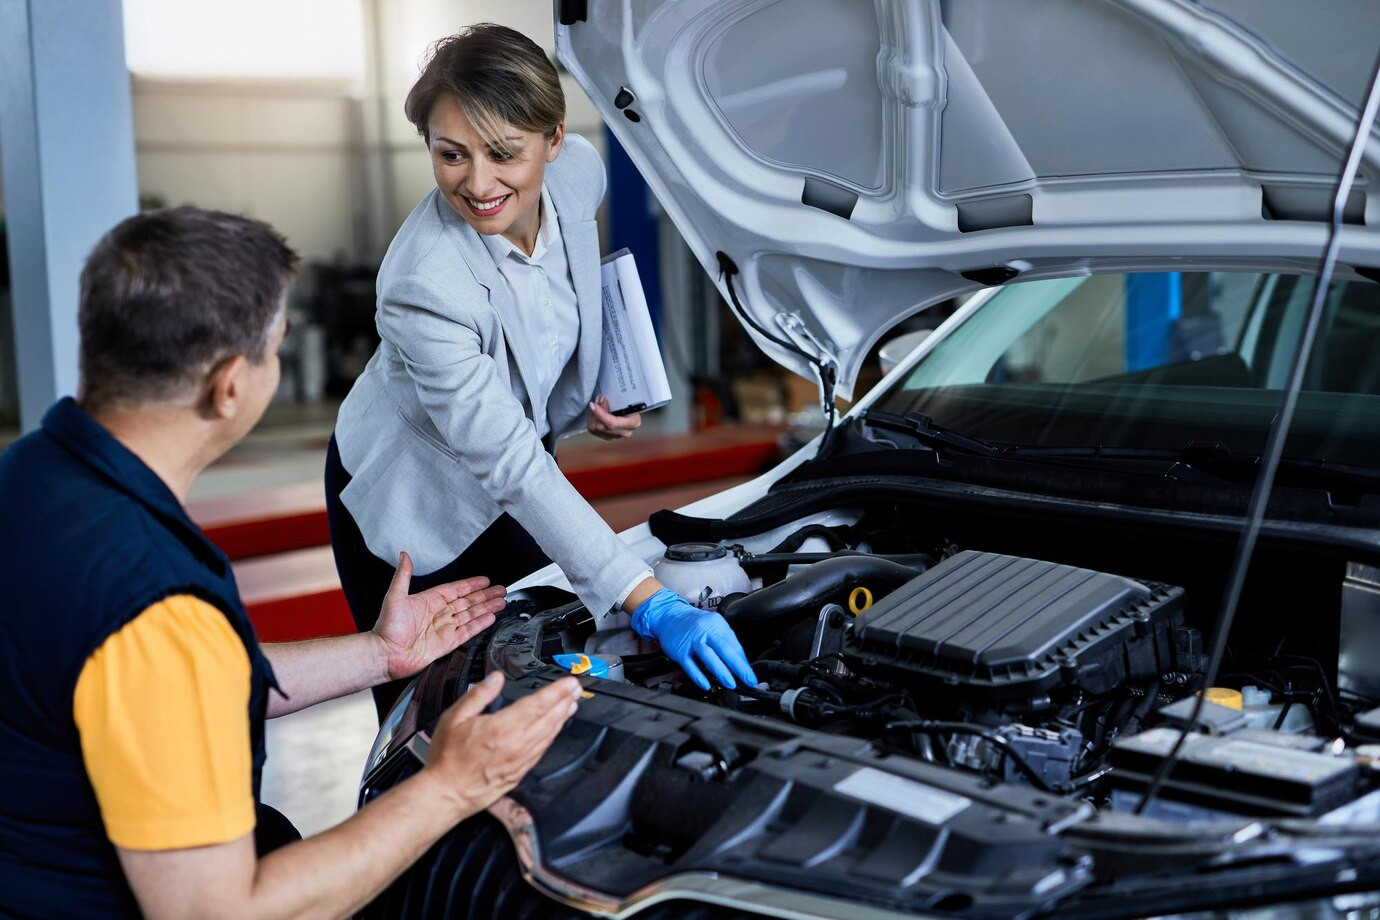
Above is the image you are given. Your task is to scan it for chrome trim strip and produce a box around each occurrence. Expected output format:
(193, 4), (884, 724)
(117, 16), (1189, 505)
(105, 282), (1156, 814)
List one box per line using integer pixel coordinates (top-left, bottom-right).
(487, 797), (931, 920)
(404, 730), (431, 764)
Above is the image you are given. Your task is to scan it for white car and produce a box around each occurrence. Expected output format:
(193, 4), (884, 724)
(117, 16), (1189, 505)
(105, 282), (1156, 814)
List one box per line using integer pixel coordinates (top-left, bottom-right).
(359, 2), (1380, 917)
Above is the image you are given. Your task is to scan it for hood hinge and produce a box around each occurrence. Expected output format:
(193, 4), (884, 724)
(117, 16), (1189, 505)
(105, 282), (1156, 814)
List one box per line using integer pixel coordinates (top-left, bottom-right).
(716, 251), (842, 447)
(775, 312), (840, 416)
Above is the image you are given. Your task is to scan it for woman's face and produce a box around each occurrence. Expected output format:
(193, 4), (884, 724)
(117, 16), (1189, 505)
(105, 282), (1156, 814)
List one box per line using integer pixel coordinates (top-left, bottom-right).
(427, 94), (564, 254)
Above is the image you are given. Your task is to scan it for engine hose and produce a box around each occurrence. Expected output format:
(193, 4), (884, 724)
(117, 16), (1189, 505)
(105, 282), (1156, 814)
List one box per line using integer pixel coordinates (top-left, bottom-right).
(739, 550), (935, 575)
(766, 523), (852, 554)
(720, 555), (925, 626)
(753, 660), (806, 682)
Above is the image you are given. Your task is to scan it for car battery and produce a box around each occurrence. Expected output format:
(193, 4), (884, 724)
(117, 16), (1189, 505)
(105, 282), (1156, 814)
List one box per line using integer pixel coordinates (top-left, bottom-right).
(1107, 727), (1360, 817)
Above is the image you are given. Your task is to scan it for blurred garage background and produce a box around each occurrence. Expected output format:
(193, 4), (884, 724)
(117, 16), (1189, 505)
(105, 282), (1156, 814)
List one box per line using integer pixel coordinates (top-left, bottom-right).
(0, 0), (940, 835)
(1, 0), (907, 441)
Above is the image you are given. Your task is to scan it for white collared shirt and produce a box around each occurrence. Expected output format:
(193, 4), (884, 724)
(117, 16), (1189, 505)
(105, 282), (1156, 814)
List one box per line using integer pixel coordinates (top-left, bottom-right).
(480, 185), (581, 438)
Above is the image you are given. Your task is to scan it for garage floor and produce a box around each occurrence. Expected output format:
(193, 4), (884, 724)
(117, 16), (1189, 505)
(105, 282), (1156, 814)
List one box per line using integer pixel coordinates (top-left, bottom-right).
(262, 690), (379, 837)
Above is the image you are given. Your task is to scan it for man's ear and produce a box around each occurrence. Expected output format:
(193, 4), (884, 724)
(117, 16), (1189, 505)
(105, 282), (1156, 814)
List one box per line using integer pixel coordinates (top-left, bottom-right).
(546, 122), (565, 163)
(205, 355), (249, 420)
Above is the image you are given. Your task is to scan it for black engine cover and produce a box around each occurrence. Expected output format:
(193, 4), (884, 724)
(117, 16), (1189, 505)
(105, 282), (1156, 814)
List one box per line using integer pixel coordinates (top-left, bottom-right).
(845, 551), (1187, 700)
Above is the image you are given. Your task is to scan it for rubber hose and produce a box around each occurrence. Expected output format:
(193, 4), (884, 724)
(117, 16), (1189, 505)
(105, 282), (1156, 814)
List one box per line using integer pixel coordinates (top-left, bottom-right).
(739, 550), (934, 574)
(767, 523), (850, 554)
(720, 555), (924, 626)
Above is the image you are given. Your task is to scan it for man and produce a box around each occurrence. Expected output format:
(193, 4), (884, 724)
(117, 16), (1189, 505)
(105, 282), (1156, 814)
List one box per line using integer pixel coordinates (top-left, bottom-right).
(0, 207), (581, 919)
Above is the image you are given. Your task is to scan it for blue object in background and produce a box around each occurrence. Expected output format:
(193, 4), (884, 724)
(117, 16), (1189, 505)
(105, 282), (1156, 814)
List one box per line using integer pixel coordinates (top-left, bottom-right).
(604, 127), (662, 333)
(1124, 272), (1182, 372)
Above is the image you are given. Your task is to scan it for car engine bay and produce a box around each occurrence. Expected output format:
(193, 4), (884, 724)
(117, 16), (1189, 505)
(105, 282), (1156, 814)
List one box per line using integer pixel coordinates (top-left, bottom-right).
(535, 503), (1380, 825)
(361, 488), (1380, 919)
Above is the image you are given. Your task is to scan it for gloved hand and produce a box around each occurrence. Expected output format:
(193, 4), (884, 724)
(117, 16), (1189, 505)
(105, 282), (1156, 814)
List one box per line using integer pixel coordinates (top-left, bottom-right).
(631, 589), (758, 691)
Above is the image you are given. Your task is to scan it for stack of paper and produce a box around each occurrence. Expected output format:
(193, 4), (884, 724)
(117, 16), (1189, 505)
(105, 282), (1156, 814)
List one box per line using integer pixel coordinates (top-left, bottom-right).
(597, 249), (672, 416)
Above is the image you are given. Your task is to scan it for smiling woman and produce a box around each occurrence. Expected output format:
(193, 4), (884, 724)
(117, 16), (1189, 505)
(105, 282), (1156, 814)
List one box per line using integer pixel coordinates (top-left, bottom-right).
(404, 29), (567, 255)
(326, 24), (759, 719)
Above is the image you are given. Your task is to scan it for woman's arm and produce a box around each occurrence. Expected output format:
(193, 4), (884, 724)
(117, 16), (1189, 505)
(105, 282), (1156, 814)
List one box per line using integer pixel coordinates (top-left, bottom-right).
(379, 274), (652, 617)
(380, 274), (755, 691)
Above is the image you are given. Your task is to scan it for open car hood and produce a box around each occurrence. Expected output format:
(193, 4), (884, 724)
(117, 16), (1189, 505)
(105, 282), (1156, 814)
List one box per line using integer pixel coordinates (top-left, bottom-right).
(555, 0), (1380, 397)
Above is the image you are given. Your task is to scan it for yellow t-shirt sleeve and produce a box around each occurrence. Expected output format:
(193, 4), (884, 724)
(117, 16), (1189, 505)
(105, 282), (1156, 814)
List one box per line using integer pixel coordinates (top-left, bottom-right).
(72, 594), (256, 851)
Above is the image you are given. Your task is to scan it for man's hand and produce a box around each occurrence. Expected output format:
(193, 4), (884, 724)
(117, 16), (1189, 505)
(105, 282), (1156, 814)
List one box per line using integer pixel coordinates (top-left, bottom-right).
(118, 671), (582, 920)
(586, 395), (642, 440)
(423, 672), (581, 815)
(373, 552), (507, 681)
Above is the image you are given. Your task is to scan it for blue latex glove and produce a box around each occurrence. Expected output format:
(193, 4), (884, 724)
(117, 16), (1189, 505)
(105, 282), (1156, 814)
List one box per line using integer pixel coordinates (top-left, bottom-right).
(632, 589), (758, 691)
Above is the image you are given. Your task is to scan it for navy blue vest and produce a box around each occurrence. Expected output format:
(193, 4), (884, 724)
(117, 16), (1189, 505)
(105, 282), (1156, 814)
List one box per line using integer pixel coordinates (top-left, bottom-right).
(0, 399), (279, 918)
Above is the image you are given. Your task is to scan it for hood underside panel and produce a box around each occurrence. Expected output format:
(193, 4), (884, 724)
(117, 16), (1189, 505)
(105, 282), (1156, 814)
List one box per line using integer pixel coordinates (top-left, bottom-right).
(557, 0), (1380, 395)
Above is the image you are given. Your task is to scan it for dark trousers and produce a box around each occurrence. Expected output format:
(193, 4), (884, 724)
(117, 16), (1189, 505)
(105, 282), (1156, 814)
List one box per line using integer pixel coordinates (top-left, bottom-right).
(324, 435), (551, 720)
(255, 803), (301, 856)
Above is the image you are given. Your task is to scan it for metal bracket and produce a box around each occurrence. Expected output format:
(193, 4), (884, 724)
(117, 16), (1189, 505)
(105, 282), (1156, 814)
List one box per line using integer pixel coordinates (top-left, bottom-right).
(774, 312), (840, 413)
(405, 730), (431, 766)
(809, 603), (848, 660)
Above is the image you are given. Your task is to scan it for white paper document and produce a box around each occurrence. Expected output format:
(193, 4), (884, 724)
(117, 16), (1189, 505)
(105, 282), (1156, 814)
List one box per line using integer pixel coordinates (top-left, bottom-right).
(597, 248), (672, 415)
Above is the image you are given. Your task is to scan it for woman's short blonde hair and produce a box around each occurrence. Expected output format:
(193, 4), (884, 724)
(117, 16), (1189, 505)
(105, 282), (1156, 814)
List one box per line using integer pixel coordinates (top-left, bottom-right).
(405, 24), (565, 152)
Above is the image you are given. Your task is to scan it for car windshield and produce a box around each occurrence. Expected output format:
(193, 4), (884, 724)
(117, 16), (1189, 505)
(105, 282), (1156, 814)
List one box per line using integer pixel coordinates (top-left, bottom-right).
(871, 271), (1380, 471)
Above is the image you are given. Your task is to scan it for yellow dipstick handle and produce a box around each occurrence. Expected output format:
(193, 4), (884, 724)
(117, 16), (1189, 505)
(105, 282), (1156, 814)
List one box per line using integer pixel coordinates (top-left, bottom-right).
(848, 587), (873, 615)
(568, 655), (592, 675)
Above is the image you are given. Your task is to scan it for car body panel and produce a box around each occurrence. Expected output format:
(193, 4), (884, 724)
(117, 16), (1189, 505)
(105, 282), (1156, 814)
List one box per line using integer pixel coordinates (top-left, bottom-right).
(556, 0), (1380, 397)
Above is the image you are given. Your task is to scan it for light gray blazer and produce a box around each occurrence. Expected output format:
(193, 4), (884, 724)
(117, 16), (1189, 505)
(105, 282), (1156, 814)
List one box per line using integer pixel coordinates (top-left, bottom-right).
(335, 134), (650, 615)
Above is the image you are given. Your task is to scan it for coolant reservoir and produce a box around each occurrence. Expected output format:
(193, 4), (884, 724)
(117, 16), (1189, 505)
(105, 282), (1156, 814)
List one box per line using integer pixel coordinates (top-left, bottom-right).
(1241, 685), (1315, 733)
(652, 543), (750, 611)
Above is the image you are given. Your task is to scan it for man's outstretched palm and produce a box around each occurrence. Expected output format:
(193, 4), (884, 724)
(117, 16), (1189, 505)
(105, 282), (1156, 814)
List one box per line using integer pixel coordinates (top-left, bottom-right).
(373, 552), (507, 680)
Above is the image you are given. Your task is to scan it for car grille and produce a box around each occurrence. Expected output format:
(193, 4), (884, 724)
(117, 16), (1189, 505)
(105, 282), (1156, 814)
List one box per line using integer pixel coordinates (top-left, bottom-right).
(359, 814), (772, 919)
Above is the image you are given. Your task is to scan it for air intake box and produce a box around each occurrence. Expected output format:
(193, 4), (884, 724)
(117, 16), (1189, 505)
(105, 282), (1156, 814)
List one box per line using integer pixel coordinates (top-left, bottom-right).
(845, 551), (1188, 700)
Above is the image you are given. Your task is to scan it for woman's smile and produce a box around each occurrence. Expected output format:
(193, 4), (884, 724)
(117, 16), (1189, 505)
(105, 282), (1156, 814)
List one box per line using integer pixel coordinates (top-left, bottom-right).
(463, 194), (511, 217)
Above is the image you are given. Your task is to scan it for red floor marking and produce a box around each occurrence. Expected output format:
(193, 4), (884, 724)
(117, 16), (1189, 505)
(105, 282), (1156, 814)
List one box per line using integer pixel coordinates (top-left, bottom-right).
(563, 441), (780, 500)
(197, 434), (782, 561)
(245, 589), (355, 643)
(209, 512), (333, 561)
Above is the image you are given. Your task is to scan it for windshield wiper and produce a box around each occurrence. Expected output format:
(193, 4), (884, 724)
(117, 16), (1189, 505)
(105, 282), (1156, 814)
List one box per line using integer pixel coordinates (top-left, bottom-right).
(1146, 449), (1380, 493)
(862, 412), (1380, 493)
(863, 411), (1248, 470)
(861, 409), (1000, 457)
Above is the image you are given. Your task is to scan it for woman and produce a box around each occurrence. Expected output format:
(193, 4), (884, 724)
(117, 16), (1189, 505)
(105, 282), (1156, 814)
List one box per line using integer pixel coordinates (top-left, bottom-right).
(326, 24), (755, 715)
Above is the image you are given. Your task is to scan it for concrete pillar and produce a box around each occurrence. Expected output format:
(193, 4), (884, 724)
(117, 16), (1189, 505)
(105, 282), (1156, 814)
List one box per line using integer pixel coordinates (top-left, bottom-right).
(0, 0), (138, 430)
(356, 0), (398, 262)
